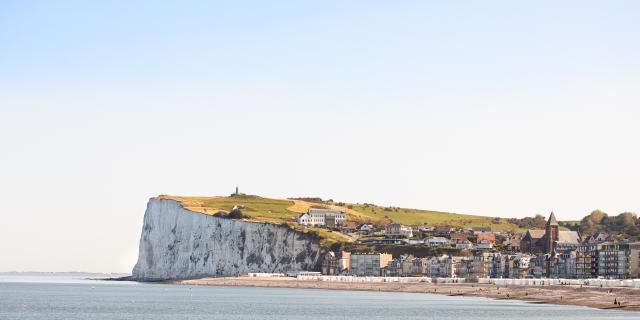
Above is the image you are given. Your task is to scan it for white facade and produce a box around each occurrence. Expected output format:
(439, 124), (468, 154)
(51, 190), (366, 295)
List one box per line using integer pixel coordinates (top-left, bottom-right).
(358, 224), (374, 235)
(426, 237), (450, 247)
(385, 223), (413, 237)
(427, 255), (450, 277)
(297, 209), (346, 227)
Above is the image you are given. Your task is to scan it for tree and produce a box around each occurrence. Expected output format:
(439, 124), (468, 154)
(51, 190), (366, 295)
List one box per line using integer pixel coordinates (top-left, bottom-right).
(578, 210), (640, 241)
(579, 210), (608, 235)
(588, 210), (607, 223)
(228, 208), (244, 219)
(619, 212), (636, 227)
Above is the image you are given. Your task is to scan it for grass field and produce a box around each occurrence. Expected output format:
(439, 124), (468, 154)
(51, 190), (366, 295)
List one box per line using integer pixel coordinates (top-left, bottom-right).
(157, 195), (354, 246)
(345, 204), (523, 232)
(157, 194), (298, 224)
(157, 194), (529, 243)
(304, 228), (352, 246)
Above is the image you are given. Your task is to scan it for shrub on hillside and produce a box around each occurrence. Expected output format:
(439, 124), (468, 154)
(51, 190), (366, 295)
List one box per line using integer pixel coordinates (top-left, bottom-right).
(227, 208), (244, 219)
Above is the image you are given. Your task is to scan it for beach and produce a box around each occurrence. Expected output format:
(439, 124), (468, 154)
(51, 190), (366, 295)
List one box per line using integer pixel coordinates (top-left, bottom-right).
(4, 276), (633, 320)
(178, 277), (640, 312)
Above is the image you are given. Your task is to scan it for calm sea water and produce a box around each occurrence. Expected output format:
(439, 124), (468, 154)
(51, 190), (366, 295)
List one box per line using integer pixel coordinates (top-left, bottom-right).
(0, 274), (637, 320)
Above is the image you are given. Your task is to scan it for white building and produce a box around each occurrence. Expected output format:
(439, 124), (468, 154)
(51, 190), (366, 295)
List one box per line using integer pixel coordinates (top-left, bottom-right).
(297, 209), (346, 227)
(426, 237), (450, 247)
(357, 224), (374, 235)
(385, 223), (413, 238)
(427, 255), (454, 277)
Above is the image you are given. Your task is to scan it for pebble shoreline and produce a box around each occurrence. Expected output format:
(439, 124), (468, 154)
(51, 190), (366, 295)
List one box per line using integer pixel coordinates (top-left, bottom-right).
(177, 277), (640, 312)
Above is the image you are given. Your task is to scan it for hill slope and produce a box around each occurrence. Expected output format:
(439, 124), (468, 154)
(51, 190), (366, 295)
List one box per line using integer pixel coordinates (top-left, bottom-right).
(157, 194), (524, 233)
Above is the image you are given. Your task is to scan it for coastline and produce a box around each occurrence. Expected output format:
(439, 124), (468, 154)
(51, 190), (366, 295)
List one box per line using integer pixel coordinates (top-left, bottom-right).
(177, 277), (640, 312)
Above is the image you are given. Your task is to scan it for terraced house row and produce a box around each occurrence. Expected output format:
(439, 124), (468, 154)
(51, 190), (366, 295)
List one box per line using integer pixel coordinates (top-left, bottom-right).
(321, 243), (640, 279)
(319, 212), (640, 280)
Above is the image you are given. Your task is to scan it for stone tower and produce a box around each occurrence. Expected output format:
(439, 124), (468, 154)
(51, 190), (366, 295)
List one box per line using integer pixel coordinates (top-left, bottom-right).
(545, 211), (559, 254)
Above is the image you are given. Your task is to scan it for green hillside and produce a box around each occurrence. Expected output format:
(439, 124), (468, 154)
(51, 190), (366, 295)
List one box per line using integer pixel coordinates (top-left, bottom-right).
(157, 194), (525, 235)
(344, 203), (521, 232)
(157, 194), (297, 224)
(156, 195), (353, 245)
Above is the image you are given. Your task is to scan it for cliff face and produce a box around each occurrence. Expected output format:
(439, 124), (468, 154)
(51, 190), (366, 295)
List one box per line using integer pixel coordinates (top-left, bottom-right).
(132, 199), (321, 281)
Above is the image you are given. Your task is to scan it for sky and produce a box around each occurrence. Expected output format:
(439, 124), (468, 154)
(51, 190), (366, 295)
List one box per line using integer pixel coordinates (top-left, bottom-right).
(0, 1), (639, 273)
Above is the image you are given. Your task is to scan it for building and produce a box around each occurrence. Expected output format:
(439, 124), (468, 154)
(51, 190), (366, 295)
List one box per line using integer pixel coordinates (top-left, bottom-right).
(553, 249), (577, 278)
(350, 253), (393, 276)
(426, 256), (440, 277)
(426, 237), (450, 247)
(457, 258), (473, 279)
(321, 252), (337, 275)
(425, 255), (467, 278)
(449, 232), (467, 242)
(597, 242), (640, 279)
(435, 227), (455, 237)
(321, 251), (351, 275)
(461, 252), (505, 280)
(473, 227), (492, 233)
(586, 233), (614, 244)
(297, 209), (346, 227)
(443, 256), (465, 278)
(488, 252), (506, 278)
(340, 221), (357, 233)
(357, 224), (374, 235)
(476, 232), (496, 244)
(337, 251), (351, 273)
(358, 238), (406, 245)
(455, 240), (473, 249)
(384, 255), (414, 277)
(433, 256), (453, 278)
(469, 252), (490, 280)
(504, 236), (521, 252)
(521, 230), (545, 254)
(575, 243), (598, 279)
(411, 257), (430, 276)
(521, 212), (580, 254)
(385, 223), (413, 238)
(529, 255), (545, 278)
(631, 243), (640, 279)
(474, 239), (494, 250)
(510, 254), (533, 278)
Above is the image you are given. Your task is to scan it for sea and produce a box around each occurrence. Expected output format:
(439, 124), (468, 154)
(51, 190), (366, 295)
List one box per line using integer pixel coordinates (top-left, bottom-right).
(0, 273), (637, 320)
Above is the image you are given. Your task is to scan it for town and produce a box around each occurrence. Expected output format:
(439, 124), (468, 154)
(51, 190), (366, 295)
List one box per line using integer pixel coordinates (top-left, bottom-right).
(297, 209), (640, 280)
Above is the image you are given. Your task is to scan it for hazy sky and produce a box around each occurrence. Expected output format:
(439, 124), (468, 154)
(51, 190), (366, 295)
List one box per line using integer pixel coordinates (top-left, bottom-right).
(1, 1), (639, 273)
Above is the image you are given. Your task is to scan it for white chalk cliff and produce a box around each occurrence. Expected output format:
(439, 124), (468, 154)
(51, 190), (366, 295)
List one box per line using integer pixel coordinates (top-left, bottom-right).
(132, 198), (321, 281)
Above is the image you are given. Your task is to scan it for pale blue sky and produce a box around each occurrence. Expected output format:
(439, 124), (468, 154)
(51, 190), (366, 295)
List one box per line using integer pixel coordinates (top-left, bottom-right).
(1, 1), (639, 272)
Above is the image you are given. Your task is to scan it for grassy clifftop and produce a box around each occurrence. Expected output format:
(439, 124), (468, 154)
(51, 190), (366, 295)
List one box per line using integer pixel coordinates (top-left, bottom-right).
(157, 195), (297, 224)
(156, 194), (524, 233)
(156, 195), (351, 245)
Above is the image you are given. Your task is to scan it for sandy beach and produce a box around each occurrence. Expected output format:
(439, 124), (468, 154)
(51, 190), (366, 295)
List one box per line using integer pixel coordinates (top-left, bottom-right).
(177, 277), (640, 312)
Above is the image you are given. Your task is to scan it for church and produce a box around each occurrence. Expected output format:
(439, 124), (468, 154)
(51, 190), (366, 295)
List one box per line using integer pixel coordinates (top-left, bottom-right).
(521, 212), (581, 254)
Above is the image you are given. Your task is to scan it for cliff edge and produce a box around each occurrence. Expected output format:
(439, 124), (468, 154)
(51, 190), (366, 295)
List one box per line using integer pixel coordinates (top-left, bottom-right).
(132, 198), (321, 281)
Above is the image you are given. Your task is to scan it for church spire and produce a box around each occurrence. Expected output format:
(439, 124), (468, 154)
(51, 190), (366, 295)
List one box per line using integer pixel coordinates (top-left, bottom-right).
(546, 211), (559, 226)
